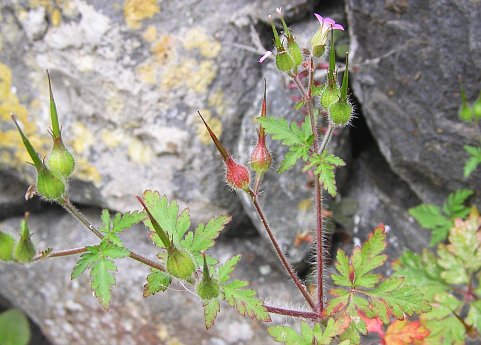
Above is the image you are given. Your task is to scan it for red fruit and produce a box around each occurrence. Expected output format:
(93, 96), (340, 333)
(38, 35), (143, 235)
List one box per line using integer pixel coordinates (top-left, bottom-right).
(250, 136), (272, 173)
(225, 157), (250, 191)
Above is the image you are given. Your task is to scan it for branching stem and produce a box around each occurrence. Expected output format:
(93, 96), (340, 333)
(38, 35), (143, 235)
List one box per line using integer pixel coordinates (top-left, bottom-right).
(34, 246), (87, 261)
(250, 191), (316, 311)
(60, 198), (166, 272)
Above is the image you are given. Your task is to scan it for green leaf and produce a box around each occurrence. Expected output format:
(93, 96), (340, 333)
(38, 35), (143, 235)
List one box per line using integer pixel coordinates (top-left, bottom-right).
(393, 249), (449, 300)
(203, 298), (220, 329)
(421, 292), (465, 345)
(99, 210), (145, 247)
(464, 145), (481, 178)
(268, 324), (312, 345)
(304, 152), (345, 197)
(218, 255), (241, 283)
(71, 243), (129, 309)
(221, 279), (271, 322)
(258, 116), (313, 173)
(443, 189), (473, 219)
(0, 309), (31, 345)
(467, 300), (481, 333)
(143, 269), (172, 297)
(181, 215), (231, 254)
(313, 316), (350, 344)
(142, 191), (191, 248)
(408, 204), (452, 245)
(0, 231), (16, 261)
(91, 257), (117, 310)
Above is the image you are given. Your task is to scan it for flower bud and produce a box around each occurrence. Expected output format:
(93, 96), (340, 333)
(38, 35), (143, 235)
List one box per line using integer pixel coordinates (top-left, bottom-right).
(250, 138), (272, 174)
(13, 214), (35, 264)
(48, 138), (75, 179)
(311, 14), (344, 58)
(36, 166), (66, 201)
(196, 254), (220, 300)
(226, 157), (251, 191)
(0, 231), (15, 262)
(167, 247), (195, 280)
(275, 49), (294, 72)
(329, 101), (353, 127)
(320, 84), (340, 109)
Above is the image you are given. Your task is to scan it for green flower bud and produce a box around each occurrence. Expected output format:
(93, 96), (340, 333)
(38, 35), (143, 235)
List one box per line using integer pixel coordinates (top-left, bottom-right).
(13, 215), (35, 264)
(196, 255), (219, 299)
(167, 247), (195, 280)
(287, 37), (303, 68)
(48, 139), (75, 179)
(329, 101), (353, 127)
(0, 231), (16, 261)
(36, 166), (66, 201)
(320, 84), (340, 109)
(275, 49), (294, 72)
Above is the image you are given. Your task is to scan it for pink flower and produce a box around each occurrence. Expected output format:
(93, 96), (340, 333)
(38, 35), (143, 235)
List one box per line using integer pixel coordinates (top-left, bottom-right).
(314, 13), (344, 36)
(258, 50), (272, 63)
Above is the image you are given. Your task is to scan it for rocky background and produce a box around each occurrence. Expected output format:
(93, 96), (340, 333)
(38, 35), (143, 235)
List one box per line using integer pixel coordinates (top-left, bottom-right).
(0, 0), (480, 344)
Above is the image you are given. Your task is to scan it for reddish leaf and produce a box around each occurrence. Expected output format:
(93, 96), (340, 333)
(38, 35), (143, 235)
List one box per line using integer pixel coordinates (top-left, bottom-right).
(384, 320), (430, 345)
(359, 312), (384, 338)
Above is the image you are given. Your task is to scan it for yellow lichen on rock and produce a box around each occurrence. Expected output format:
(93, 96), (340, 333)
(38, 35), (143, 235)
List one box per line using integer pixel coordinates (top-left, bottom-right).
(72, 157), (101, 185)
(142, 25), (157, 42)
(0, 62), (49, 167)
(124, 0), (160, 29)
(151, 35), (174, 63)
(183, 27), (221, 59)
(298, 199), (313, 212)
(128, 137), (153, 164)
(136, 62), (157, 84)
(70, 122), (94, 154)
(195, 109), (222, 145)
(208, 89), (226, 115)
(186, 60), (218, 94)
(101, 129), (124, 148)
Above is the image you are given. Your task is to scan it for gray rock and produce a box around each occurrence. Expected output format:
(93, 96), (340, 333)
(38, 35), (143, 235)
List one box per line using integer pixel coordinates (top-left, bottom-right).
(0, 208), (305, 345)
(346, 0), (481, 206)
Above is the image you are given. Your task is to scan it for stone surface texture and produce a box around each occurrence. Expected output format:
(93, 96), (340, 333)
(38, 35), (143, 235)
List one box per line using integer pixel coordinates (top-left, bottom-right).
(346, 0), (481, 205)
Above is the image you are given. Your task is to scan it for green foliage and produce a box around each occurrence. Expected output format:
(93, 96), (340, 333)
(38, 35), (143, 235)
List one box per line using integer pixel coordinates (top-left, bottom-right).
(203, 298), (221, 329)
(303, 152), (345, 197)
(409, 189), (473, 245)
(327, 225), (431, 344)
(221, 279), (271, 322)
(268, 317), (350, 345)
(143, 269), (172, 297)
(464, 145), (481, 178)
(71, 241), (130, 309)
(0, 230), (15, 262)
(394, 208), (481, 344)
(257, 116), (313, 173)
(99, 209), (145, 247)
(0, 309), (31, 345)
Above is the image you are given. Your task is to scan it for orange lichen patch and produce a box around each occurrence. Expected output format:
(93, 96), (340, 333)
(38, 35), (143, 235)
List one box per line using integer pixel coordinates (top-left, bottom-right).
(183, 27), (221, 59)
(123, 0), (160, 29)
(142, 25), (157, 42)
(195, 109), (222, 145)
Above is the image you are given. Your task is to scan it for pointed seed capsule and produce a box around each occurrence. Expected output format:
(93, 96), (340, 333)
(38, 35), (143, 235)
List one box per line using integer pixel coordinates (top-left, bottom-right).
(328, 52), (353, 127)
(36, 166), (66, 201)
(250, 81), (272, 174)
(196, 254), (220, 300)
(47, 138), (75, 179)
(167, 247), (196, 280)
(13, 214), (36, 264)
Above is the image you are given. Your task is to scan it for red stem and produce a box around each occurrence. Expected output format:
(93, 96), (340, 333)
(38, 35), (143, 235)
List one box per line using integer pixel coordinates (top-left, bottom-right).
(250, 192), (316, 311)
(265, 305), (318, 320)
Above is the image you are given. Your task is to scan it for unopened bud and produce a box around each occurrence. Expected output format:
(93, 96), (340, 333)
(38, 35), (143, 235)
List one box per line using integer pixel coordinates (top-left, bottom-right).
(36, 166), (66, 201)
(0, 231), (15, 261)
(13, 214), (35, 264)
(329, 101), (353, 127)
(250, 137), (272, 174)
(226, 157), (251, 191)
(48, 138), (75, 179)
(167, 247), (196, 280)
(320, 84), (340, 109)
(275, 49), (294, 72)
(197, 254), (220, 299)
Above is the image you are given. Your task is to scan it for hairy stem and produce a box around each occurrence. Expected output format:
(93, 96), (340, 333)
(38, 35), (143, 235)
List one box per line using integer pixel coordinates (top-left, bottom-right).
(265, 305), (318, 320)
(34, 246), (87, 261)
(250, 192), (316, 311)
(319, 124), (334, 154)
(60, 198), (166, 272)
